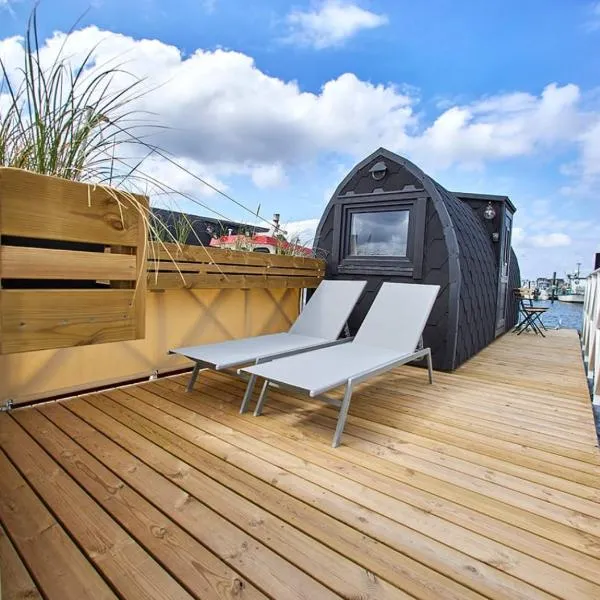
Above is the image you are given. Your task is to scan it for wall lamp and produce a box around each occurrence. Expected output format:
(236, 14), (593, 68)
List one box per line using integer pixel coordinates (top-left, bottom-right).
(483, 201), (496, 220)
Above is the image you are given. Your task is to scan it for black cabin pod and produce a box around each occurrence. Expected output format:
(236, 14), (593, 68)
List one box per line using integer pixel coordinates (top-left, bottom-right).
(314, 148), (520, 371)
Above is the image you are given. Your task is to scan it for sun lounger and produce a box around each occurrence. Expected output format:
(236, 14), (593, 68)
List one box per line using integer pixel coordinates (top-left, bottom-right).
(170, 280), (366, 410)
(241, 282), (440, 447)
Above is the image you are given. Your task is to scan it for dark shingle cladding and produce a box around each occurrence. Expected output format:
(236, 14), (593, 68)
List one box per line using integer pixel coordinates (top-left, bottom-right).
(434, 183), (498, 366)
(506, 249), (521, 331)
(314, 147), (521, 371)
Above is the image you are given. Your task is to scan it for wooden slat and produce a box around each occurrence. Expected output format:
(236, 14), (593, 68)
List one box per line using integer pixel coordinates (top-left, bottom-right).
(0, 168), (145, 245)
(0, 523), (42, 600)
(142, 377), (600, 599)
(148, 261), (323, 276)
(41, 401), (340, 600)
(12, 407), (266, 600)
(147, 242), (325, 290)
(148, 272), (323, 290)
(0, 290), (140, 354)
(0, 246), (137, 280)
(0, 431), (117, 600)
(152, 242), (324, 270)
(87, 389), (467, 600)
(104, 383), (600, 600)
(0, 414), (192, 600)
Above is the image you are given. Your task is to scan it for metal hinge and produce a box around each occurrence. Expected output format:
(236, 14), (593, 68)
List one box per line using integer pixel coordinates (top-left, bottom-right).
(1, 399), (14, 412)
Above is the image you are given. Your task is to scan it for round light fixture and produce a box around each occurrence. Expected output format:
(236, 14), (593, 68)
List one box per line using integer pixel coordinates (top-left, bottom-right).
(483, 201), (496, 220)
(369, 161), (387, 181)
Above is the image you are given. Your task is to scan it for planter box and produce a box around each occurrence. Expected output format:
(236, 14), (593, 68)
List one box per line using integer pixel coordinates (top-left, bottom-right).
(0, 168), (147, 354)
(148, 242), (325, 290)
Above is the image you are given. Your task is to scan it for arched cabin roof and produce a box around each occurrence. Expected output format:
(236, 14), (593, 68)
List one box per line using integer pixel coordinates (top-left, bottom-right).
(314, 147), (499, 370)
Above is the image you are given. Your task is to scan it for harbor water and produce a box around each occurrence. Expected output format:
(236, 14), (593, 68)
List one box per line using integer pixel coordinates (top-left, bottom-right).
(528, 299), (583, 331)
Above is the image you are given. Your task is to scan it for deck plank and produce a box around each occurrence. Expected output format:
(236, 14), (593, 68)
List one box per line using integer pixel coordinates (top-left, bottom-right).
(0, 434), (117, 600)
(2, 329), (598, 600)
(12, 407), (266, 600)
(91, 388), (477, 600)
(113, 380), (600, 597)
(40, 401), (342, 600)
(159, 375), (600, 548)
(0, 414), (193, 600)
(0, 523), (42, 600)
(141, 376), (600, 599)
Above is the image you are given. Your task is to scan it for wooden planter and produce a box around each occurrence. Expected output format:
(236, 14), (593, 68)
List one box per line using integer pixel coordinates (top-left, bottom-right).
(148, 242), (325, 290)
(0, 168), (147, 354)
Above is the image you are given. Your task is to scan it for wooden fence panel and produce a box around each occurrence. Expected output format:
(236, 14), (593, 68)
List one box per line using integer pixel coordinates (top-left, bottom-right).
(0, 168), (147, 354)
(148, 242), (325, 290)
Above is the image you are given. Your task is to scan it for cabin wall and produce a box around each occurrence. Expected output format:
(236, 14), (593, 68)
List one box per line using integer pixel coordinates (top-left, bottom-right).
(435, 185), (498, 366)
(506, 248), (521, 331)
(315, 157), (454, 370)
(0, 287), (300, 405)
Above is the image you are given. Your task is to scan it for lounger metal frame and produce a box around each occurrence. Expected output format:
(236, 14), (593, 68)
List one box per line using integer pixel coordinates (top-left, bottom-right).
(248, 347), (433, 448)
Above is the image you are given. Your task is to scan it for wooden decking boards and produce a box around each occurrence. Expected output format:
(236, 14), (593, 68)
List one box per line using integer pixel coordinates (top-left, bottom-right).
(1, 329), (599, 599)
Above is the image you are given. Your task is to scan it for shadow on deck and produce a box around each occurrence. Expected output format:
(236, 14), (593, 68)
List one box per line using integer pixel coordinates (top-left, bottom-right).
(1, 329), (600, 599)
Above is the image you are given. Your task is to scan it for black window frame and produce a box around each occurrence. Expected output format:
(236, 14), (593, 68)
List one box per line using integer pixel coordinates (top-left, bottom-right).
(331, 192), (428, 278)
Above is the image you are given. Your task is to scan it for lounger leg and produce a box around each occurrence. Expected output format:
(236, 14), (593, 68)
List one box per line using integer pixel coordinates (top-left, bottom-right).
(186, 362), (202, 392)
(426, 349), (433, 384)
(239, 374), (257, 414)
(332, 380), (354, 448)
(254, 380), (270, 416)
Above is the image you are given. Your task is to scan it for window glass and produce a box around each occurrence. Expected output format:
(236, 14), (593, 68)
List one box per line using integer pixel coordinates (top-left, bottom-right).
(348, 210), (409, 257)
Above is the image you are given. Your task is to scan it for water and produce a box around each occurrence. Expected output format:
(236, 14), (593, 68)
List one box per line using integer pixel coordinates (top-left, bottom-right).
(528, 299), (583, 330)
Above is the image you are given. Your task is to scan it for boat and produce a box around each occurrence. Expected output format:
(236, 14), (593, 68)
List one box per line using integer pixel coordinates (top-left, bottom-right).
(558, 292), (585, 303)
(558, 264), (586, 303)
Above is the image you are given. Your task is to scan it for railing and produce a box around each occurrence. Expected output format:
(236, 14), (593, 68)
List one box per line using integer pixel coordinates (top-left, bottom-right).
(582, 268), (600, 405)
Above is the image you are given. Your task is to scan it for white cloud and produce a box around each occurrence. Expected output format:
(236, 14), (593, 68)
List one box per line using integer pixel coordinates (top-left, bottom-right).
(529, 233), (572, 248)
(284, 218), (320, 246)
(3, 26), (594, 186)
(411, 84), (586, 171)
(250, 163), (288, 189)
(285, 0), (388, 49)
(201, 0), (217, 13)
(3, 21), (600, 276)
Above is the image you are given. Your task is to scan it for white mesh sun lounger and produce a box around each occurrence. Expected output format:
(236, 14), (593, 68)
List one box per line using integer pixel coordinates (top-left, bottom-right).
(170, 280), (366, 410)
(241, 282), (440, 447)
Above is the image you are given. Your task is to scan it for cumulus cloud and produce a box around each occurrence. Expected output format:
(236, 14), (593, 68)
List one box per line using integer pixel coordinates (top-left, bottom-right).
(529, 233), (572, 248)
(250, 163), (288, 189)
(284, 218), (320, 246)
(2, 23), (599, 235)
(285, 0), (388, 49)
(411, 84), (586, 170)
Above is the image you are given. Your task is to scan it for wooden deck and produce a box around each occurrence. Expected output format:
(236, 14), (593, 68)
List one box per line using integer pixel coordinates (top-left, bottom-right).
(1, 329), (600, 599)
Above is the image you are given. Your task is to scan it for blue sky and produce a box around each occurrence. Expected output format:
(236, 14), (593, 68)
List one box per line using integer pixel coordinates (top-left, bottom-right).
(2, 0), (600, 278)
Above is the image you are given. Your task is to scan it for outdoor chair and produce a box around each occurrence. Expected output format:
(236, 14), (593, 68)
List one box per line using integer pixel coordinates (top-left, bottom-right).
(240, 282), (440, 447)
(170, 280), (366, 408)
(514, 289), (548, 336)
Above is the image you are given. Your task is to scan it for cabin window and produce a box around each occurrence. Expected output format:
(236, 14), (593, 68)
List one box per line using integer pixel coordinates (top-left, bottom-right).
(333, 194), (427, 278)
(348, 210), (409, 257)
